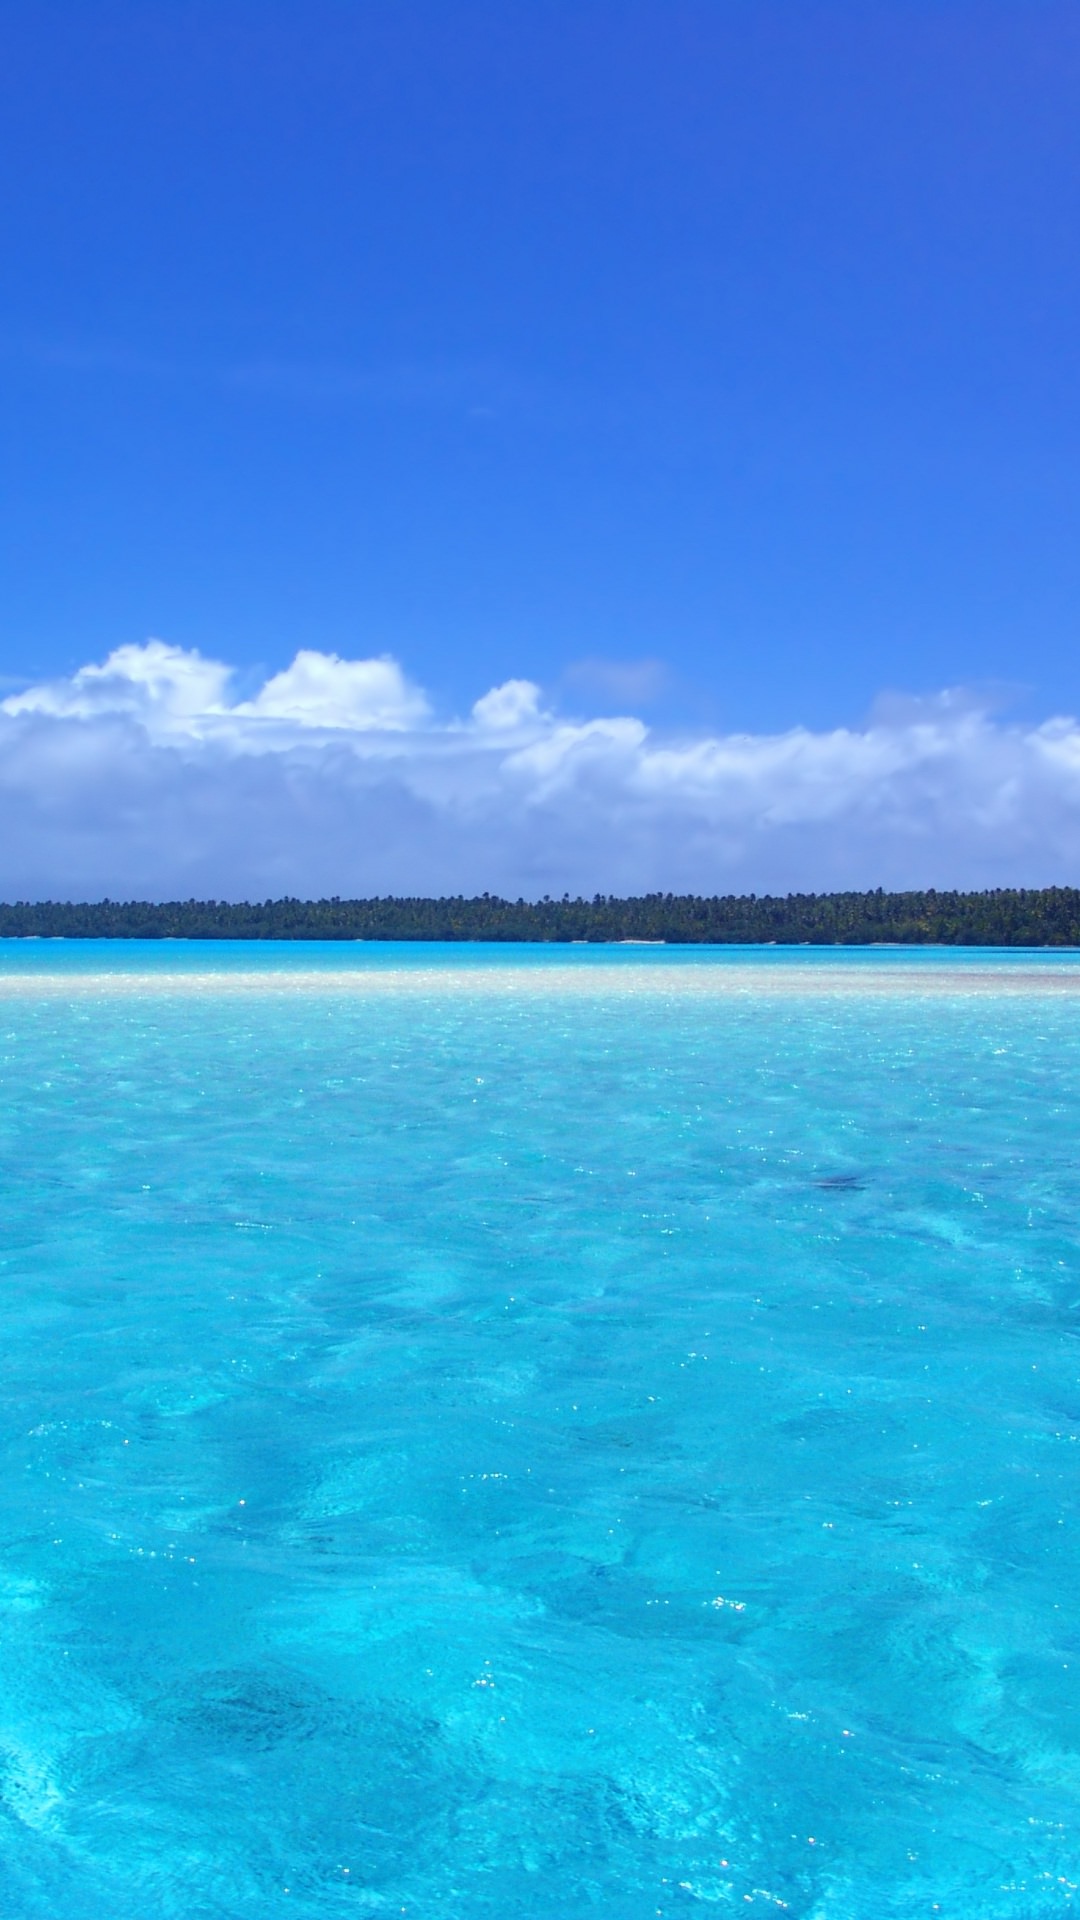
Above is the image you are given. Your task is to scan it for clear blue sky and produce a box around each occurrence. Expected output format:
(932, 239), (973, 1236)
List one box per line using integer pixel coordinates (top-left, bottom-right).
(2, 0), (1078, 733)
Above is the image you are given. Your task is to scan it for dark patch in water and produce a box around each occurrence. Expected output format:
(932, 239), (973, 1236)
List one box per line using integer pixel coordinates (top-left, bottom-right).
(815, 1174), (864, 1191)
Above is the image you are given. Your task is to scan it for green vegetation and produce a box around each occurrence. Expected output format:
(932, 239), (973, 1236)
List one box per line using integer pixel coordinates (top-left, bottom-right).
(0, 888), (1079, 943)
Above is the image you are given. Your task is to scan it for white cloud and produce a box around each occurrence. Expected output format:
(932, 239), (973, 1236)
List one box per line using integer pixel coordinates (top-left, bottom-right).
(1, 641), (1080, 899)
(470, 678), (545, 730)
(2, 640), (233, 734)
(236, 649), (429, 731)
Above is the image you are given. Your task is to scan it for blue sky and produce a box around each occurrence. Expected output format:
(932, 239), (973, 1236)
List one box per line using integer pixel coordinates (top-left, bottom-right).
(2, 2), (1079, 897)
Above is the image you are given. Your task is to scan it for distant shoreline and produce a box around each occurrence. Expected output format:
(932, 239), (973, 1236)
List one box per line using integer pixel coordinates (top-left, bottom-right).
(1, 888), (1079, 946)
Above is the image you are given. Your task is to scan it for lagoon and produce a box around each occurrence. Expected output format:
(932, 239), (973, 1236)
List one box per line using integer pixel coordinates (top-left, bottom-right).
(0, 944), (1078, 1916)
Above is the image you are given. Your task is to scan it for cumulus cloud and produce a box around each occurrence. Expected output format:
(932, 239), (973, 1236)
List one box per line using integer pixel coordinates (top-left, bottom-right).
(470, 678), (546, 730)
(236, 650), (429, 731)
(1, 641), (1079, 899)
(3, 640), (233, 733)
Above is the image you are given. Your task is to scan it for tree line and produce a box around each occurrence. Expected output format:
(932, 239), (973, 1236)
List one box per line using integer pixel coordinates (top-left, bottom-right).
(1, 888), (1079, 943)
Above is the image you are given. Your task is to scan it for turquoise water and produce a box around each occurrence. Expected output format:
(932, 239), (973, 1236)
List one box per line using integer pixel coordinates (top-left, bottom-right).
(1, 944), (1079, 1917)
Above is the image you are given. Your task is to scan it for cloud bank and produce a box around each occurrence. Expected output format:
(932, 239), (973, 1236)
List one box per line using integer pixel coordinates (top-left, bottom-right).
(2, 642), (1080, 899)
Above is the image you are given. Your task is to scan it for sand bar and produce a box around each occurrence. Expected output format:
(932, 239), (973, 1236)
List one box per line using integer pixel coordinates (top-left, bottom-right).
(2, 960), (1080, 998)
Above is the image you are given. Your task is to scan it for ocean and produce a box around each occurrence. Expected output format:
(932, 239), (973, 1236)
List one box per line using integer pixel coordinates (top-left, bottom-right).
(0, 942), (1078, 1917)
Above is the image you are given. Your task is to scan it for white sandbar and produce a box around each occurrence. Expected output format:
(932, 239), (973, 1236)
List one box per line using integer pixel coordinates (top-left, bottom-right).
(1, 961), (1079, 998)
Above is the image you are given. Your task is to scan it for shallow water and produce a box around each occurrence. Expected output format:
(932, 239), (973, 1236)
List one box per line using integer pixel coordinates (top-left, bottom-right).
(0, 944), (1078, 1916)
